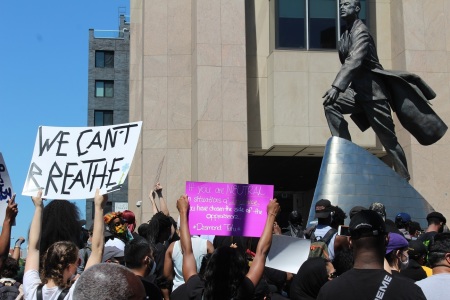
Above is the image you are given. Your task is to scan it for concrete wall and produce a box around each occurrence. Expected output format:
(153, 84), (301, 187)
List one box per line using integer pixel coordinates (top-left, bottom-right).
(390, 0), (450, 218)
(129, 0), (249, 223)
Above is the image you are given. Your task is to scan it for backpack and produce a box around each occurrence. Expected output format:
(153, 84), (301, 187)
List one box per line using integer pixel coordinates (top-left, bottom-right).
(37, 284), (70, 300)
(308, 228), (337, 260)
(0, 280), (20, 300)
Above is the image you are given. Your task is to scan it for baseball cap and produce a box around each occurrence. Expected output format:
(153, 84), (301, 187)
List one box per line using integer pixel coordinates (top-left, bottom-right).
(315, 199), (333, 219)
(349, 206), (367, 219)
(386, 232), (408, 254)
(102, 246), (124, 262)
(349, 210), (386, 239)
(408, 240), (427, 260)
(395, 212), (411, 223)
(426, 212), (446, 224)
(369, 202), (387, 221)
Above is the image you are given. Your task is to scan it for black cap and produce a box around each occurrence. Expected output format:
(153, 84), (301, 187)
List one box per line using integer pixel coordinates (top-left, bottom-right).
(349, 206), (367, 219)
(427, 212), (446, 224)
(315, 199), (333, 219)
(408, 240), (427, 260)
(349, 210), (386, 239)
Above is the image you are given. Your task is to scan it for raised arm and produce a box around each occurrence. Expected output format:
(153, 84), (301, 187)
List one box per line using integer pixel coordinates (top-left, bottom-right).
(25, 190), (44, 272)
(155, 183), (169, 216)
(149, 189), (159, 215)
(84, 189), (107, 270)
(246, 198), (280, 286)
(176, 194), (197, 281)
(0, 194), (18, 266)
(163, 241), (175, 281)
(11, 237), (25, 261)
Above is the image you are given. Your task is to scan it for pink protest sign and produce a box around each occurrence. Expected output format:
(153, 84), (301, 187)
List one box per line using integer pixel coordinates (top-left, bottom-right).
(186, 181), (274, 237)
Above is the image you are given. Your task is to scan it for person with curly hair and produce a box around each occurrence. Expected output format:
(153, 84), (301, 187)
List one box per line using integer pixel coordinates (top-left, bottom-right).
(174, 195), (280, 300)
(39, 200), (84, 255)
(23, 189), (107, 300)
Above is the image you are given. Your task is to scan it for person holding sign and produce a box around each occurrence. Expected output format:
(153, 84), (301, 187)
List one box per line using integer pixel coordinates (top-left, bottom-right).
(23, 189), (108, 300)
(174, 195), (280, 300)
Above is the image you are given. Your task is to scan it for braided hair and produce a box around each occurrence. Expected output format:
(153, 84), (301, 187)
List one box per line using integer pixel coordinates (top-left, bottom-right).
(40, 241), (79, 289)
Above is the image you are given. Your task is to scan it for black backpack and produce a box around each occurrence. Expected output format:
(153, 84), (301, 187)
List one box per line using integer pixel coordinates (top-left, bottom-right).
(0, 280), (20, 300)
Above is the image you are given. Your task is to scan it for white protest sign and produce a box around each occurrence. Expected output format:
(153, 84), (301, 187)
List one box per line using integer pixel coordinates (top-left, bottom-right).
(265, 235), (310, 274)
(22, 122), (142, 199)
(0, 153), (14, 224)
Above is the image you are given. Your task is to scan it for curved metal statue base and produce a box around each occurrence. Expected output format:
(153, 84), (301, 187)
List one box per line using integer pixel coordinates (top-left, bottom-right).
(307, 137), (435, 227)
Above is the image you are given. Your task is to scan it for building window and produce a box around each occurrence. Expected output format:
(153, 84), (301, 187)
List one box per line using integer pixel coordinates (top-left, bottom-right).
(95, 80), (114, 97)
(94, 110), (113, 126)
(95, 51), (114, 68)
(276, 0), (367, 50)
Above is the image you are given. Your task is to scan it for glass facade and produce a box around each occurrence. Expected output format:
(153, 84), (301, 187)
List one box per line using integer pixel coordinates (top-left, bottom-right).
(276, 0), (367, 50)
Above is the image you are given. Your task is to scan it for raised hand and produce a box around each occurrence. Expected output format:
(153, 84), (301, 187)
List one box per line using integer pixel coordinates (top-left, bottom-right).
(31, 189), (44, 208)
(5, 194), (18, 222)
(176, 194), (189, 213)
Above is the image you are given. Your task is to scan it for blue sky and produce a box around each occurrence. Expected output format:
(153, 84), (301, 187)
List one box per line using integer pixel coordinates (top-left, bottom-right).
(0, 0), (129, 252)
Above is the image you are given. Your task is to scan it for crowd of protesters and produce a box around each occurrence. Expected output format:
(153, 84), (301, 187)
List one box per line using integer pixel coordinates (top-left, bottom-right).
(0, 183), (448, 300)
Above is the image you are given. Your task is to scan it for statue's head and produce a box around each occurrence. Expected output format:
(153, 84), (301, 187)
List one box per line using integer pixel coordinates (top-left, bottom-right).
(340, 0), (361, 20)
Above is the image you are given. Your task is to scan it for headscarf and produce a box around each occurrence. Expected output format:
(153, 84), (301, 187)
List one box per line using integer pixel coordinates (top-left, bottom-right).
(290, 257), (329, 300)
(104, 212), (129, 240)
(122, 210), (137, 233)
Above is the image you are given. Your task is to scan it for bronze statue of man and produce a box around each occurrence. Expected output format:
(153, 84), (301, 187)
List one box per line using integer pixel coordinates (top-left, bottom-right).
(323, 0), (447, 181)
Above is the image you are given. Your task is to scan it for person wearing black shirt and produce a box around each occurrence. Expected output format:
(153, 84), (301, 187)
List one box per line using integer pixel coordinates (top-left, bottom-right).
(175, 195), (280, 300)
(124, 237), (162, 300)
(317, 209), (426, 300)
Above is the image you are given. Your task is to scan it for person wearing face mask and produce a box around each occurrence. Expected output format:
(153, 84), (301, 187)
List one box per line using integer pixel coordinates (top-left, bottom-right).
(104, 212), (134, 251)
(416, 233), (450, 299)
(317, 210), (426, 300)
(125, 237), (162, 300)
(122, 210), (140, 238)
(419, 212), (447, 252)
(385, 232), (411, 279)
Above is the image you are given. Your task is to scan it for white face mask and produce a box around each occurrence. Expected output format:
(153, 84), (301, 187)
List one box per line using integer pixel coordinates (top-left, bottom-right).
(399, 252), (409, 270)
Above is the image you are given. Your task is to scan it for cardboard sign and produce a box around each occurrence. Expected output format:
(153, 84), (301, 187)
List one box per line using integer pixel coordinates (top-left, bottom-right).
(265, 235), (310, 274)
(0, 153), (13, 224)
(22, 122), (142, 199)
(0, 153), (13, 201)
(186, 181), (274, 237)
